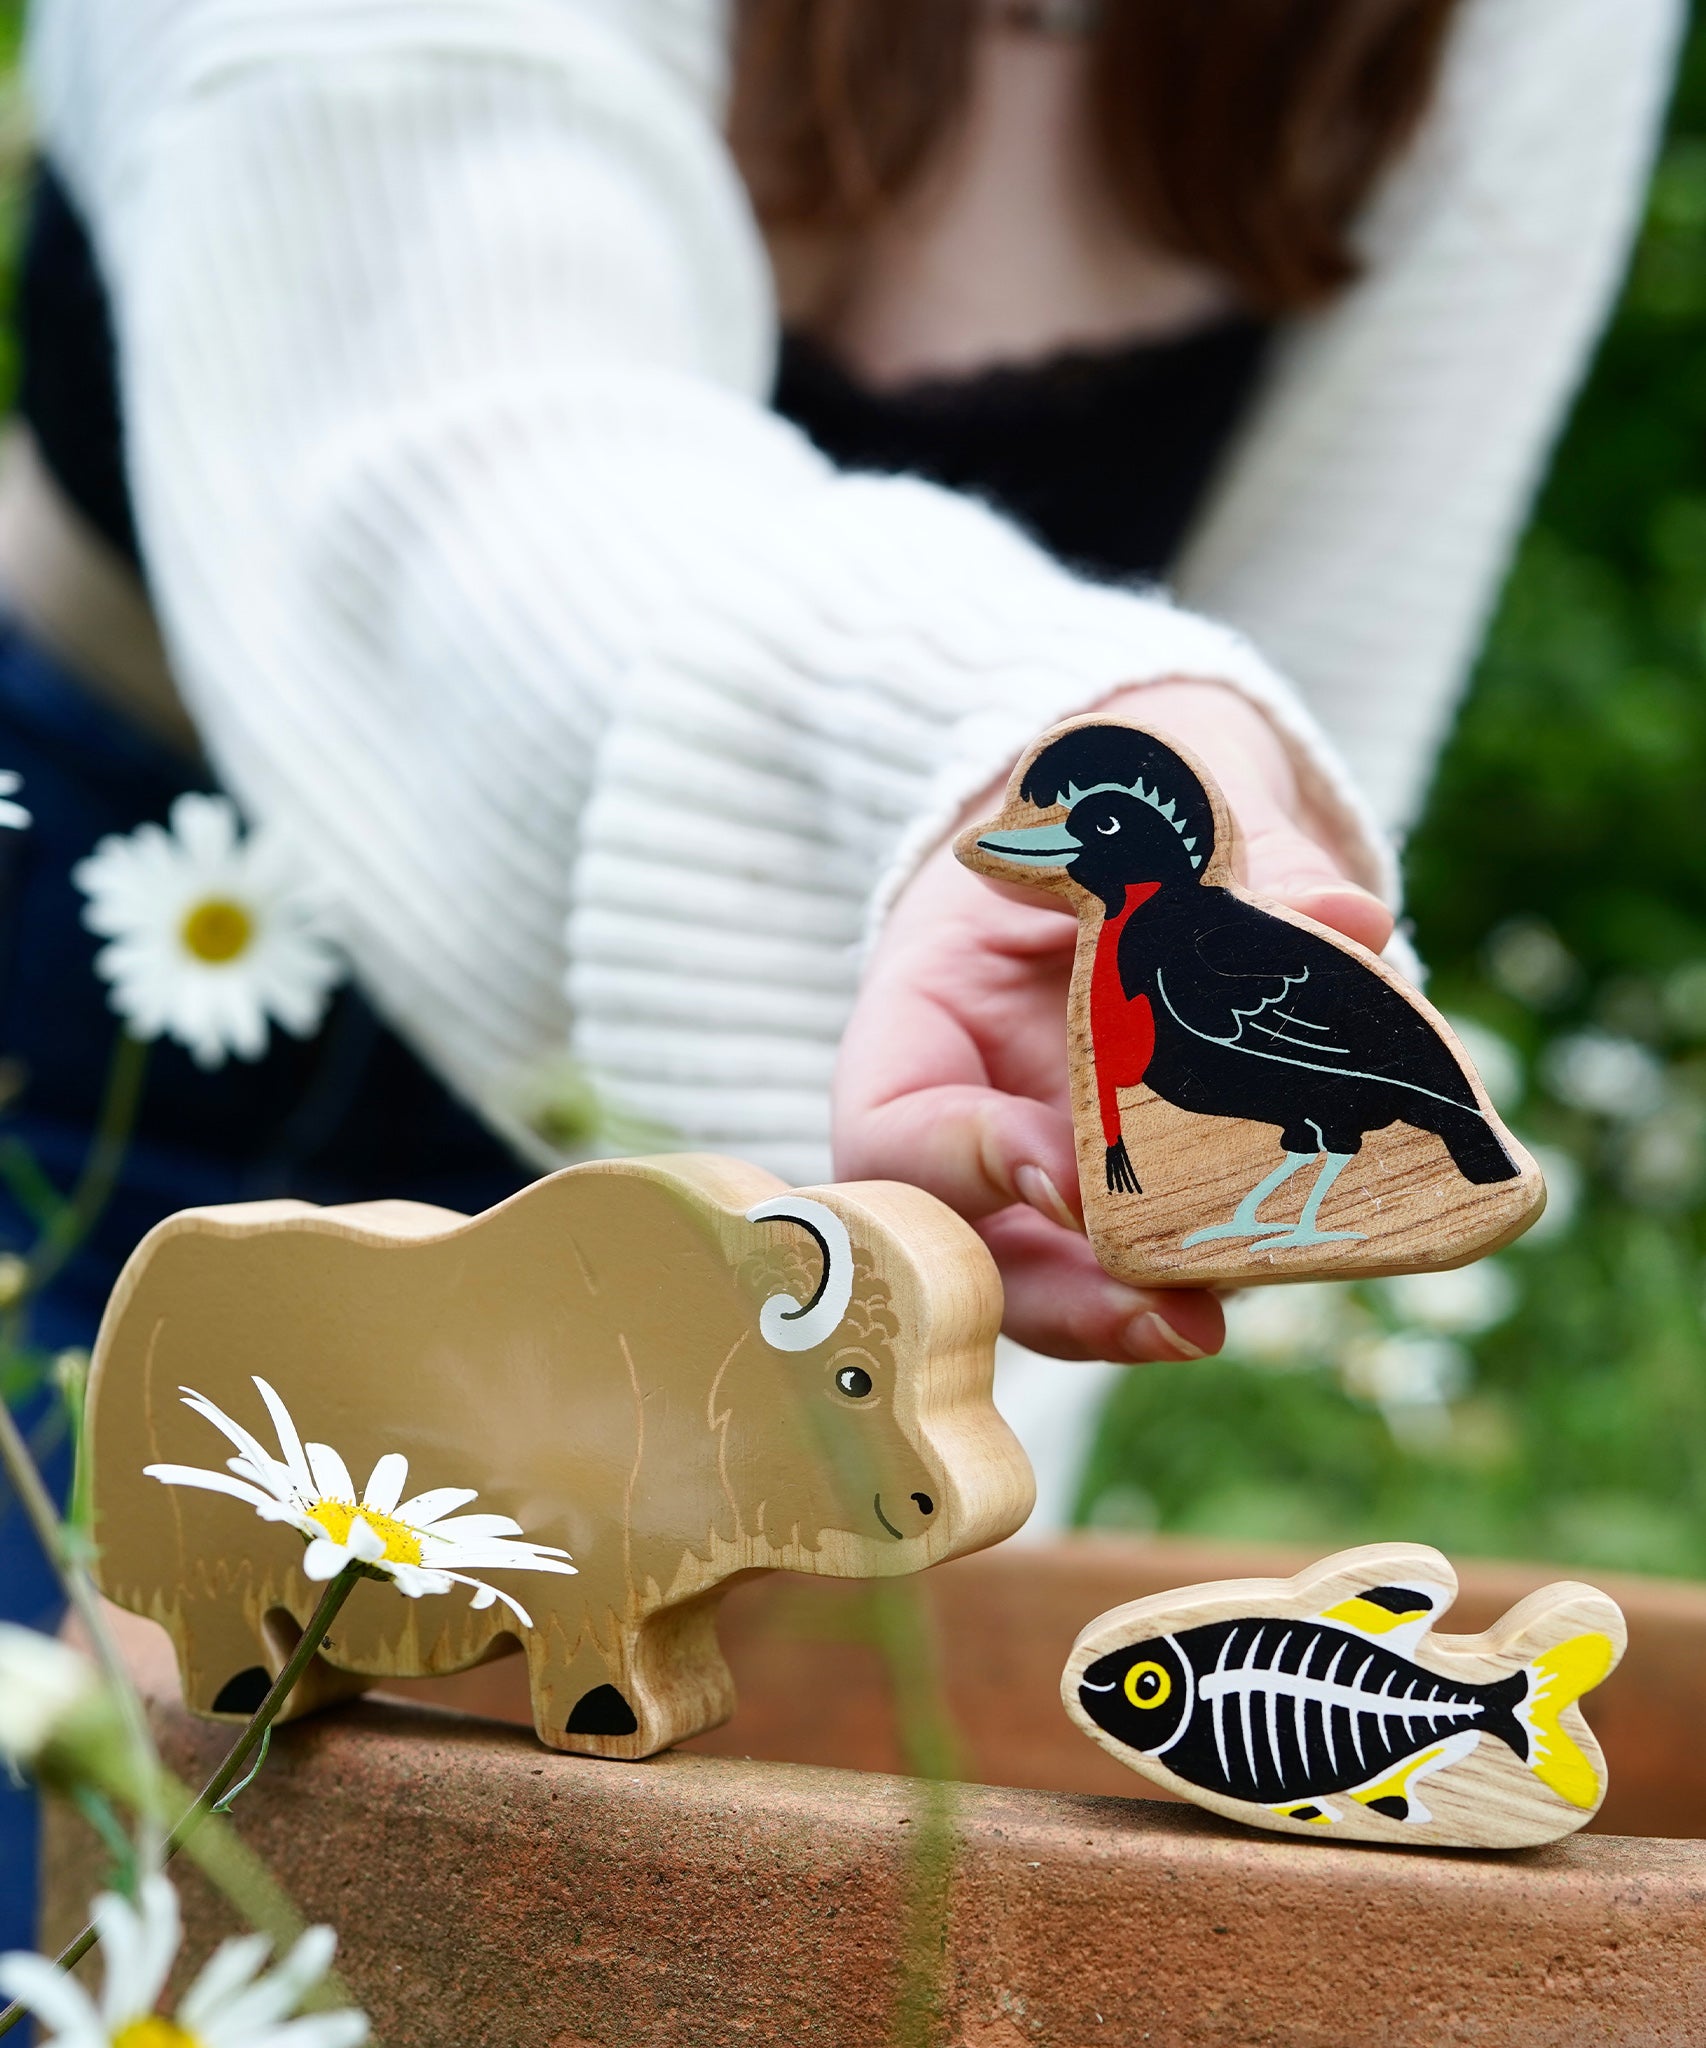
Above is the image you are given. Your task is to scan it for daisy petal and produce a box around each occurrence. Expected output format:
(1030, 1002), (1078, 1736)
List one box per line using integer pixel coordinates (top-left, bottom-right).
(91, 1886), (147, 2025)
(256, 1502), (317, 1530)
(345, 1517), (386, 1565)
(228, 1448), (303, 1497)
(197, 1926), (334, 2037)
(415, 1513), (524, 1541)
(393, 1487), (479, 1527)
(143, 1465), (284, 1515)
(170, 790), (239, 862)
(220, 1924), (341, 2036)
(178, 1930), (273, 2028)
(305, 1441), (355, 1503)
(428, 1543), (575, 1575)
(360, 1452), (408, 1516)
(251, 1376), (315, 1493)
(302, 1536), (349, 1581)
(443, 1574), (534, 1628)
(133, 1874), (184, 2019)
(387, 1564), (452, 1598)
(0, 1950), (104, 2036)
(178, 1387), (283, 1483)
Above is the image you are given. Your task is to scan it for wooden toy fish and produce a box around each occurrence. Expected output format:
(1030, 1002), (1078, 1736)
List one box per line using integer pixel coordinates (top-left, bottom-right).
(1062, 1543), (1625, 1849)
(956, 715), (1546, 1287)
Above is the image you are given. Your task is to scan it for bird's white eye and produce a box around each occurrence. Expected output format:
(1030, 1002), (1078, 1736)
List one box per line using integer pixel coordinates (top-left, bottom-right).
(1096, 817), (1120, 835)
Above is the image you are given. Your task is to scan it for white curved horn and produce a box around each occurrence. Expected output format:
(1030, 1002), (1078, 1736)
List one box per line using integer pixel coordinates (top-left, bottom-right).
(745, 1196), (855, 1353)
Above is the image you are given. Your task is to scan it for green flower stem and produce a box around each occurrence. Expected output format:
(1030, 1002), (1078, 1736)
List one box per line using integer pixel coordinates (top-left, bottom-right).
(26, 1029), (149, 1298)
(868, 1580), (960, 2048)
(0, 1564), (364, 2040)
(0, 1133), (70, 1231)
(168, 1564), (363, 1852)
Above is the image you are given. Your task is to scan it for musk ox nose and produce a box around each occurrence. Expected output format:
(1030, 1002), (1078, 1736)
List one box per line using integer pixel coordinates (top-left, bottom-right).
(911, 1492), (935, 1516)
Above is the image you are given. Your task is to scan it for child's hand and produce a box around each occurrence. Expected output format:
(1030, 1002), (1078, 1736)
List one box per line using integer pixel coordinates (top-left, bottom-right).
(831, 678), (1394, 1363)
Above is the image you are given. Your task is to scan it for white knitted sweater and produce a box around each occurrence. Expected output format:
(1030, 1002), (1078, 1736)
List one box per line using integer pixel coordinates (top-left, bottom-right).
(27, 0), (1676, 1192)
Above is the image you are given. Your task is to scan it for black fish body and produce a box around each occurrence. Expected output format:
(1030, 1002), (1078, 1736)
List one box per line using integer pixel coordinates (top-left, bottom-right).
(1078, 1613), (1528, 1811)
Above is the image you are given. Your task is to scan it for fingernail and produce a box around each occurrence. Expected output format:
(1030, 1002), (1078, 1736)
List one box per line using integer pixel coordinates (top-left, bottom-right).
(1122, 1310), (1207, 1362)
(1014, 1163), (1082, 1233)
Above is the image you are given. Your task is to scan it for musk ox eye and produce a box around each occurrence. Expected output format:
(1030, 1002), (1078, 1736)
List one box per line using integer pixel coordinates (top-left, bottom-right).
(1095, 815), (1120, 834)
(1124, 1660), (1171, 1709)
(835, 1364), (874, 1399)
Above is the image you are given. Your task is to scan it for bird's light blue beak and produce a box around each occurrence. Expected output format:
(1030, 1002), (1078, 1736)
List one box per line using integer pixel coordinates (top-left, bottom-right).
(975, 821), (1082, 867)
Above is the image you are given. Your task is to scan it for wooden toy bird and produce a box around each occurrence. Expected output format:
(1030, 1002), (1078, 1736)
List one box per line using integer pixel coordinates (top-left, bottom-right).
(956, 716), (1544, 1285)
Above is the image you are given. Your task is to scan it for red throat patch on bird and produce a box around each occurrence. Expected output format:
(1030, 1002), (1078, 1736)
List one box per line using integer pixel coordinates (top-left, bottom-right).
(1090, 882), (1160, 1145)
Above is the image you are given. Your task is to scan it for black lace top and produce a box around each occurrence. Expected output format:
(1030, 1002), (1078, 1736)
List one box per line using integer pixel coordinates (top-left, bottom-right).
(18, 159), (1270, 591)
(773, 317), (1270, 586)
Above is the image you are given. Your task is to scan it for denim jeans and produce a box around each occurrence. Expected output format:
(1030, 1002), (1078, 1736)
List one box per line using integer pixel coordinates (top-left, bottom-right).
(0, 616), (530, 1951)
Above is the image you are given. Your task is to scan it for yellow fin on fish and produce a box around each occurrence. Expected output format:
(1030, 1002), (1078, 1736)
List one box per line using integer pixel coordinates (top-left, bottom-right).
(1521, 1631), (1614, 1809)
(1274, 1801), (1339, 1826)
(1349, 1729), (1480, 1825)
(1320, 1588), (1434, 1637)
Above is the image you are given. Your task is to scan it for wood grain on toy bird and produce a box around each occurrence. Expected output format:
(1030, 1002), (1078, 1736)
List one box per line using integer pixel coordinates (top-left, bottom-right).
(1061, 1543), (1624, 1850)
(86, 1155), (1032, 1759)
(955, 716), (1545, 1286)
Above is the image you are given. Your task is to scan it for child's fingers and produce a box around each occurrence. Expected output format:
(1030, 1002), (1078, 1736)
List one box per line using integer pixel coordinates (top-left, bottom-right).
(834, 1081), (1083, 1229)
(976, 1206), (1225, 1362)
(1238, 817), (1395, 954)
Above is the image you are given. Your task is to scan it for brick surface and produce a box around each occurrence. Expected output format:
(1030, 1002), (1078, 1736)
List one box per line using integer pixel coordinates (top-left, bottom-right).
(42, 1698), (1706, 2047)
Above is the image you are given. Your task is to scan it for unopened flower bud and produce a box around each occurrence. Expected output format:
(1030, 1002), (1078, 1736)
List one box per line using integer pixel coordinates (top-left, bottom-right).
(0, 1624), (104, 1773)
(0, 1252), (28, 1310)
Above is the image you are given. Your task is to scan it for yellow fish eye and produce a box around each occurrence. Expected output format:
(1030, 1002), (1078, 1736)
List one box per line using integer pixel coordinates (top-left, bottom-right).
(1124, 1660), (1172, 1709)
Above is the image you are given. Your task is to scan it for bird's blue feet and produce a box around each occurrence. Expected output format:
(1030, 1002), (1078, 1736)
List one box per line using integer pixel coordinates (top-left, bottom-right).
(1256, 1151), (1366, 1251)
(1181, 1152), (1315, 1248)
(1182, 1149), (1368, 1252)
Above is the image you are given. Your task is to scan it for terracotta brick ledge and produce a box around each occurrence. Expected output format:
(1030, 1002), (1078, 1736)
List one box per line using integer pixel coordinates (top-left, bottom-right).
(42, 1695), (1706, 2048)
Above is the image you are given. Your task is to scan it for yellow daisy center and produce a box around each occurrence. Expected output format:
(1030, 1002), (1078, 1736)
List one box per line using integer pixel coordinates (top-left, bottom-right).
(179, 897), (254, 964)
(115, 2021), (202, 2048)
(306, 1498), (424, 1567)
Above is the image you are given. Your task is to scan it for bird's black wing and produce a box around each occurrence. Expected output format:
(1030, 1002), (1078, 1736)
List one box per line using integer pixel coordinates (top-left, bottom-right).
(1153, 899), (1480, 1109)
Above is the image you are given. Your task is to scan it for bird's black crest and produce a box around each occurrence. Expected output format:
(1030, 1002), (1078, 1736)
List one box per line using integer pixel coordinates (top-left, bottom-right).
(1020, 725), (1216, 855)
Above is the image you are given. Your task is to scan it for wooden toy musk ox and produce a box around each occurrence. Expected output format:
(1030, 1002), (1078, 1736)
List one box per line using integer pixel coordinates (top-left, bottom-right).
(86, 1155), (1033, 1759)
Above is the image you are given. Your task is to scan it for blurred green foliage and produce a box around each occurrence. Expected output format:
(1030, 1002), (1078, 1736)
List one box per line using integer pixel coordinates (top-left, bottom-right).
(0, 0), (28, 410)
(1085, 15), (1706, 1576)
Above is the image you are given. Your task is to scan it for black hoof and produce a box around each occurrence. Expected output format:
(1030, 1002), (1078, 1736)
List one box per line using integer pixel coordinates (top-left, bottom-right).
(212, 1666), (273, 1715)
(566, 1683), (639, 1737)
(1364, 1795), (1410, 1821)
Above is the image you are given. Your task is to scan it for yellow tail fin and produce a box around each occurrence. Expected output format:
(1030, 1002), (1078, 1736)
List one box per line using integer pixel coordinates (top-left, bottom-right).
(1523, 1632), (1614, 1808)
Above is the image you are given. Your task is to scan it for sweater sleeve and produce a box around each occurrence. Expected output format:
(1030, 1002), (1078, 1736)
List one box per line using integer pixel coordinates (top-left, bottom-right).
(1176, 0), (1683, 830)
(28, 0), (1391, 1183)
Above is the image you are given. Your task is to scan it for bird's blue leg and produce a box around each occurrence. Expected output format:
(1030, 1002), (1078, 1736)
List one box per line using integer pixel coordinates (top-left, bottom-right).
(1180, 1151), (1316, 1247)
(1259, 1151), (1367, 1250)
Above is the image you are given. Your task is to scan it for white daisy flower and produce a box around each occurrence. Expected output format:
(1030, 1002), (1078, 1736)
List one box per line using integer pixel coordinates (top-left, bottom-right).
(73, 793), (344, 1069)
(0, 770), (29, 831)
(145, 1377), (575, 1628)
(0, 1873), (368, 2048)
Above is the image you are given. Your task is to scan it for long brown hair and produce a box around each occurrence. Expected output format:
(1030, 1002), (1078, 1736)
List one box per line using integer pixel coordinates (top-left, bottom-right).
(730, 0), (1461, 314)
